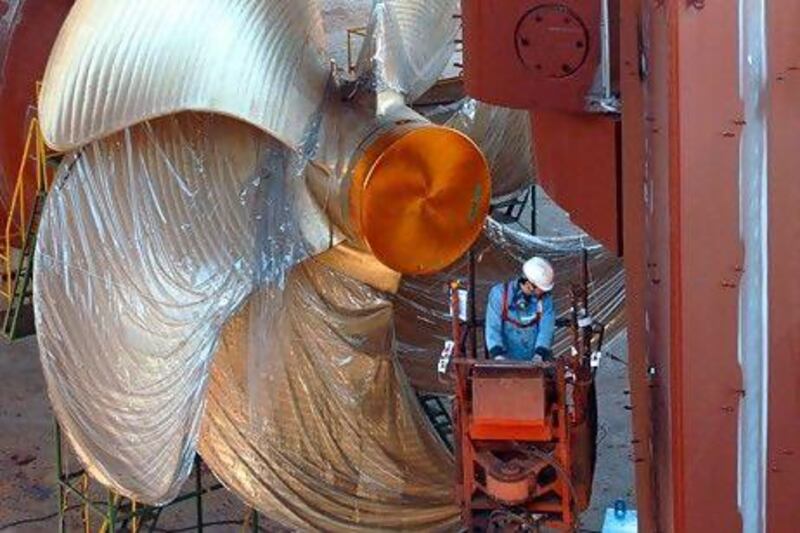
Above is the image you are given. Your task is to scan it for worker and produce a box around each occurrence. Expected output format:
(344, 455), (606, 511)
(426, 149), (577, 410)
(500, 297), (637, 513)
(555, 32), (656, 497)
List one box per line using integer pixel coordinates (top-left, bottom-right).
(485, 256), (556, 362)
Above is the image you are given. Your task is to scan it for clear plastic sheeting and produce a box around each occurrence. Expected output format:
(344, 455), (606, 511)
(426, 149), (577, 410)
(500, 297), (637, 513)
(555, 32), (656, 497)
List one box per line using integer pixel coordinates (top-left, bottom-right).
(33, 0), (467, 509)
(446, 98), (536, 198)
(356, 0), (460, 101)
(199, 259), (458, 532)
(39, 0), (329, 152)
(34, 113), (288, 504)
(395, 219), (626, 393)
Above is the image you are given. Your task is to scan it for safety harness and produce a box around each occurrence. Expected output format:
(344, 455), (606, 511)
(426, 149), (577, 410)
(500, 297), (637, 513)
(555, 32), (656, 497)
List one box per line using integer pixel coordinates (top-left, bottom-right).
(501, 281), (543, 329)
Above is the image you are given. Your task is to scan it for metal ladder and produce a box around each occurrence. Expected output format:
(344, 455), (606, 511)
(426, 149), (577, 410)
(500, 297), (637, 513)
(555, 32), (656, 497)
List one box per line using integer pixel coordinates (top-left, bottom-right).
(418, 394), (455, 452)
(2, 189), (46, 341)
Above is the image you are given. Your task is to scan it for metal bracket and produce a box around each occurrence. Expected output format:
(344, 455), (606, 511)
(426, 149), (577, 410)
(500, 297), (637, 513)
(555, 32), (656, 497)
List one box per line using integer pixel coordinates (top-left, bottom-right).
(438, 340), (455, 376)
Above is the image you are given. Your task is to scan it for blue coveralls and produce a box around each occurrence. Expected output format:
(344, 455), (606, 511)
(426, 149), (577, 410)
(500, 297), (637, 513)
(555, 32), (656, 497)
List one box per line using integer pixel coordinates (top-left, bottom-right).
(484, 280), (556, 361)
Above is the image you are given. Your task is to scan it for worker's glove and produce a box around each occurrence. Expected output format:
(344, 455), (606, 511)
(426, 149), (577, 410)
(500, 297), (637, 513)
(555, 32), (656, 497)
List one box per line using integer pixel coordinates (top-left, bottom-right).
(534, 346), (553, 361)
(489, 346), (507, 359)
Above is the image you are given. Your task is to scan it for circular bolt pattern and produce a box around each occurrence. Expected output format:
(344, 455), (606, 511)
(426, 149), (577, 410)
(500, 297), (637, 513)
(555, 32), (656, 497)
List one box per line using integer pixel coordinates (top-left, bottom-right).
(515, 5), (590, 79)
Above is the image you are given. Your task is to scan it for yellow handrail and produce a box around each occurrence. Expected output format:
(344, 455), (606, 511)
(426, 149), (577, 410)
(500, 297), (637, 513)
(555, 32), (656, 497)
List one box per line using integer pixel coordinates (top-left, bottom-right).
(0, 116), (51, 301)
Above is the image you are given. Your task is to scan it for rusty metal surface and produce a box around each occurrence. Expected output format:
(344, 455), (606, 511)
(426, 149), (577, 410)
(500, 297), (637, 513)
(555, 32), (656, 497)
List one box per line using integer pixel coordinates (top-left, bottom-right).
(462, 0), (602, 112)
(530, 111), (621, 254)
(0, 0), (72, 219)
(626, 1), (744, 530)
(640, 4), (677, 528)
(557, 0), (752, 529)
(618, 0), (656, 530)
(672, 2), (743, 530)
(463, 1), (796, 530)
(766, 0), (800, 528)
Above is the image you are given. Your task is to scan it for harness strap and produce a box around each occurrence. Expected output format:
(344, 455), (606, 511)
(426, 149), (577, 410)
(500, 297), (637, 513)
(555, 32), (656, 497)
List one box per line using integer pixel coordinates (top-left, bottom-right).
(501, 282), (541, 329)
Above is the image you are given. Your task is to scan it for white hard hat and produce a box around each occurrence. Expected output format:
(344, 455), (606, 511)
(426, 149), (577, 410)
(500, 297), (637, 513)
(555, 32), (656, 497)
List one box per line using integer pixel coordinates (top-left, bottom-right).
(523, 256), (554, 292)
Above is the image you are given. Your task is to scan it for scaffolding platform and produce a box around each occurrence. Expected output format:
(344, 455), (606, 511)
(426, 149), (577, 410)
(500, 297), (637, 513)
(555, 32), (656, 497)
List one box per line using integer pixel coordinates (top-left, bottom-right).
(54, 422), (263, 533)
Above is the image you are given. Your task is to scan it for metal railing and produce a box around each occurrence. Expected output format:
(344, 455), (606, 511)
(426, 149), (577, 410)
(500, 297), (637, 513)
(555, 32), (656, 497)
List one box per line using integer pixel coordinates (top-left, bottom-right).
(0, 115), (53, 302)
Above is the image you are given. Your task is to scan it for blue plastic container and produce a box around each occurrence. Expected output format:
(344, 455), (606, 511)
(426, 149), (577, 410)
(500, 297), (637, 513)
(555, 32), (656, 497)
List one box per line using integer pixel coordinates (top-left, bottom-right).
(602, 500), (638, 533)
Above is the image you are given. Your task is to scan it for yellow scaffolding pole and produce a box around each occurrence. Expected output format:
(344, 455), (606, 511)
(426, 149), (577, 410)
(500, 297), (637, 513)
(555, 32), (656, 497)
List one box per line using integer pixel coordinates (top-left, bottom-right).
(0, 115), (53, 302)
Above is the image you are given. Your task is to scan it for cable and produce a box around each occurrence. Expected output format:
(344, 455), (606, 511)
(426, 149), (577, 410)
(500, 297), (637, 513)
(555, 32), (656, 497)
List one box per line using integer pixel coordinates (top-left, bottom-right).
(152, 522), (270, 533)
(0, 503), (102, 531)
(0, 511), (60, 531)
(606, 352), (628, 366)
(151, 521), (240, 532)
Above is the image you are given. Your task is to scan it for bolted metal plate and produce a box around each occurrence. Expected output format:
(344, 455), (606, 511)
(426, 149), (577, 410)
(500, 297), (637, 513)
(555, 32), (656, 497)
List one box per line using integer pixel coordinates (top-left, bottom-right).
(515, 5), (590, 79)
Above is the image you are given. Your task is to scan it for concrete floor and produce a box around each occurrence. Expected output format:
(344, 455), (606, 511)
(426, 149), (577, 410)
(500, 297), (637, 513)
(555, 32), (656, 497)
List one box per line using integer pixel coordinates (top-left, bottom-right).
(583, 333), (636, 531)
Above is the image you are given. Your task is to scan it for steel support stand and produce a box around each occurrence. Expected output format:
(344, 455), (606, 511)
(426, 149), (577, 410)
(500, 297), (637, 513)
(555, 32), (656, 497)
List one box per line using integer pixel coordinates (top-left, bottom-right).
(53, 418), (232, 532)
(468, 249), (478, 360)
(195, 455), (203, 533)
(56, 421), (67, 533)
(105, 491), (118, 533)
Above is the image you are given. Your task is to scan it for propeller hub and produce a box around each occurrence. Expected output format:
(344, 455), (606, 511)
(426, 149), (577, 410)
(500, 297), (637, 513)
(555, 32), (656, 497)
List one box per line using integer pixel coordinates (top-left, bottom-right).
(348, 124), (491, 275)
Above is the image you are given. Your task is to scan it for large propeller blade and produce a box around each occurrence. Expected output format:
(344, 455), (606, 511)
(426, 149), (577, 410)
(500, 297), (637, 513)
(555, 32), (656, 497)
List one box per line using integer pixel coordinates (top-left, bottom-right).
(35, 113), (277, 503)
(39, 0), (329, 152)
(355, 0), (461, 102)
(33, 0), (489, 511)
(200, 259), (458, 531)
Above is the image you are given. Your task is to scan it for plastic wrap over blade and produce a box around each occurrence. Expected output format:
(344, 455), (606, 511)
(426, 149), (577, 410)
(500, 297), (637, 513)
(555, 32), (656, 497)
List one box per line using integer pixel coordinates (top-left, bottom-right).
(39, 0), (328, 152)
(34, 114), (283, 504)
(357, 0), (460, 101)
(199, 259), (458, 532)
(446, 99), (536, 198)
